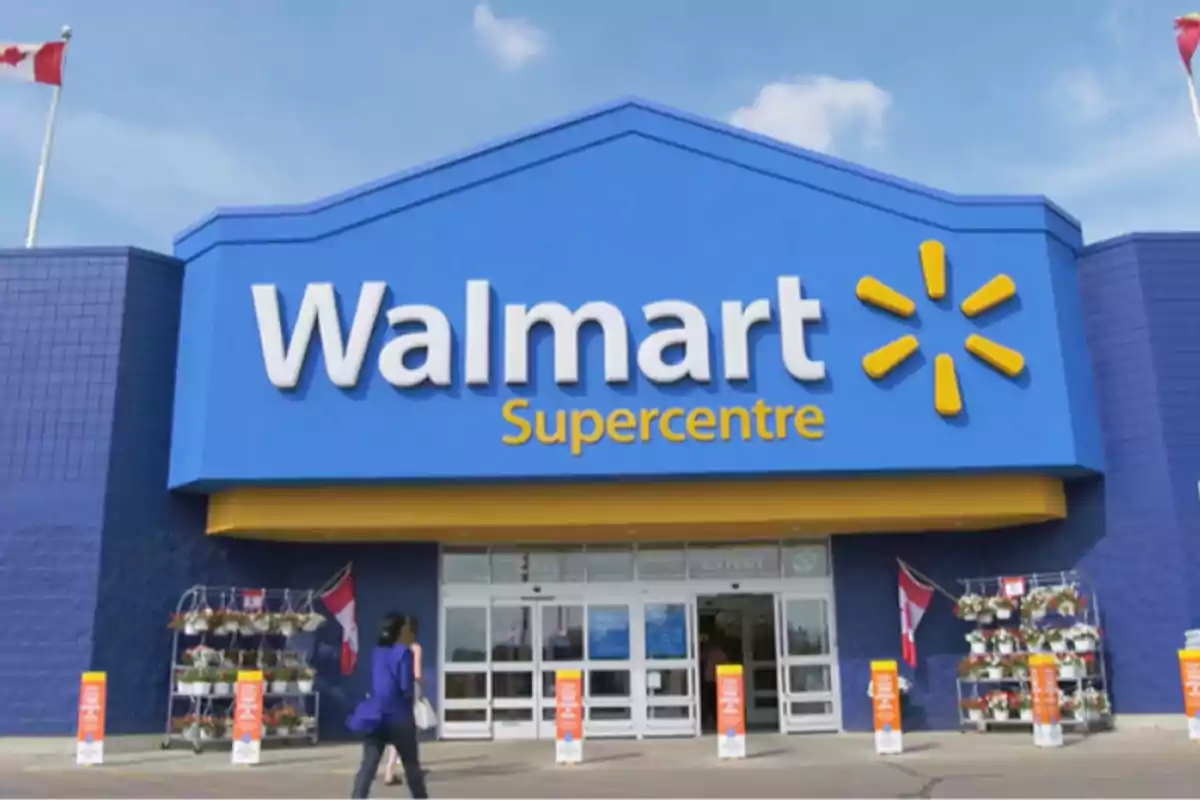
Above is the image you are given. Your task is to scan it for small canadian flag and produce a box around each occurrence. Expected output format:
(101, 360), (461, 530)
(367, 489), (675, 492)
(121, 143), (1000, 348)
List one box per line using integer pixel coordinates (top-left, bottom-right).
(0, 41), (66, 86)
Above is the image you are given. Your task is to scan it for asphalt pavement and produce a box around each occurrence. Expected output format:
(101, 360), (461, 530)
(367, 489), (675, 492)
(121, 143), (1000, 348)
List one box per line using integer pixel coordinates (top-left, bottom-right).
(1, 728), (1198, 797)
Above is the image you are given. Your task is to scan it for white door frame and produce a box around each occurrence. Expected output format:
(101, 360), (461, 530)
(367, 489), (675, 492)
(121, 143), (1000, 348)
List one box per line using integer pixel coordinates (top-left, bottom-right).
(637, 591), (699, 738)
(437, 549), (840, 741)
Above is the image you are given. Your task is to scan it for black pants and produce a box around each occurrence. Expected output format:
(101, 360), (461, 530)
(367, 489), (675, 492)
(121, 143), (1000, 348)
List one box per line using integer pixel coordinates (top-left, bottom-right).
(701, 679), (716, 730)
(351, 718), (428, 799)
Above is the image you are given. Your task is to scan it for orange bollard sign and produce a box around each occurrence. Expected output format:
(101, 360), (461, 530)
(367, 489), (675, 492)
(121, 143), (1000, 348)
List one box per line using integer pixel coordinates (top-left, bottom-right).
(715, 664), (746, 759)
(231, 670), (264, 765)
(1029, 654), (1063, 748)
(75, 672), (106, 766)
(869, 660), (902, 755)
(1180, 650), (1200, 741)
(555, 669), (583, 764)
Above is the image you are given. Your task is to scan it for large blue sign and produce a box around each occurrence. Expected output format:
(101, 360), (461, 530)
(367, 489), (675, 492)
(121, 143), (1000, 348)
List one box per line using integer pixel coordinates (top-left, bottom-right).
(169, 100), (1101, 488)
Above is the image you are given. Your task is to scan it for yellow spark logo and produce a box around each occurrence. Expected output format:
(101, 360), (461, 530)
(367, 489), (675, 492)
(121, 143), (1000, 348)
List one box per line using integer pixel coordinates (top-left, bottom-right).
(856, 240), (1025, 418)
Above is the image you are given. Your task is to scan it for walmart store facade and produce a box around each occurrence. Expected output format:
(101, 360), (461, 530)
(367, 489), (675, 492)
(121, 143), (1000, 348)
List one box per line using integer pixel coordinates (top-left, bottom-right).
(2, 99), (1198, 740)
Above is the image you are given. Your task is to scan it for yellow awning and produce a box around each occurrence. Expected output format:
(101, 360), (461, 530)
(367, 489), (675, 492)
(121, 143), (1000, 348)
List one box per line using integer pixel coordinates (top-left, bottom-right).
(206, 474), (1066, 542)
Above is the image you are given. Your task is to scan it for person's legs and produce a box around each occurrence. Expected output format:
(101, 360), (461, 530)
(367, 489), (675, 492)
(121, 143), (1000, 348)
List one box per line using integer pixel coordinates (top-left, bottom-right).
(351, 731), (388, 799)
(382, 745), (401, 785)
(390, 720), (428, 799)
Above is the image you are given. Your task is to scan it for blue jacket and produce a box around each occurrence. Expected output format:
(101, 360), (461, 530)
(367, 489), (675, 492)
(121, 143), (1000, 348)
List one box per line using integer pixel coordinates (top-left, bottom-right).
(347, 644), (415, 732)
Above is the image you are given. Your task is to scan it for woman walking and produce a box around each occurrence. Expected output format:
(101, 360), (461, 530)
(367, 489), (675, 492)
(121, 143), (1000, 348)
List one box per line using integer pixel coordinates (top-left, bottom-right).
(383, 634), (423, 786)
(349, 613), (429, 799)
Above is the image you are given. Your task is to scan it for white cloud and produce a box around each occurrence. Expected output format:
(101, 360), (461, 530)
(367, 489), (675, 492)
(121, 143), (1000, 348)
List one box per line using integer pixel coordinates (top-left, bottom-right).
(0, 89), (350, 247)
(728, 76), (892, 153)
(1046, 69), (1118, 124)
(472, 3), (547, 71)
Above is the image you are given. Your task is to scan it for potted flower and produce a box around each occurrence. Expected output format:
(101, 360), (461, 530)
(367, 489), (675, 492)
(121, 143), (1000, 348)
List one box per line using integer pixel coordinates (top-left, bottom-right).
(181, 645), (220, 668)
(958, 656), (984, 682)
(1006, 654), (1029, 681)
(275, 706), (301, 736)
(299, 715), (317, 733)
(172, 714), (199, 738)
(301, 611), (326, 633)
(274, 612), (304, 637)
(1070, 624), (1100, 653)
(269, 667), (294, 694)
(1046, 628), (1068, 654)
(960, 697), (985, 722)
(296, 667), (316, 694)
(955, 593), (985, 622)
(985, 690), (1011, 720)
(174, 669), (191, 696)
(991, 628), (1017, 655)
(181, 668), (210, 696)
(1058, 652), (1086, 680)
(199, 715), (225, 741)
(1022, 626), (1047, 652)
(1047, 585), (1083, 617)
(1013, 691), (1033, 721)
(261, 708), (277, 738)
(1081, 688), (1110, 720)
(966, 629), (988, 655)
(1060, 693), (1080, 720)
(983, 654), (1005, 681)
(213, 668), (237, 696)
(988, 595), (1017, 622)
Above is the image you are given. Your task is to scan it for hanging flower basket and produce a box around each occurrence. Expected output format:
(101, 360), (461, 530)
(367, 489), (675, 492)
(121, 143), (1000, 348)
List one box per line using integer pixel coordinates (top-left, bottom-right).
(1069, 624), (1100, 653)
(1021, 587), (1052, 622)
(1047, 585), (1083, 618)
(1047, 629), (1068, 654)
(300, 612), (326, 633)
(1058, 653), (1086, 680)
(955, 593), (985, 622)
(957, 656), (984, 682)
(212, 668), (236, 696)
(966, 629), (988, 655)
(983, 655), (1005, 681)
(988, 596), (1017, 621)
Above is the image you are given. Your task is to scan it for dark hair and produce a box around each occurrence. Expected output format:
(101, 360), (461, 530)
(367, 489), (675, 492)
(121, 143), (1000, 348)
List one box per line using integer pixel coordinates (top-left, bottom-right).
(377, 612), (419, 647)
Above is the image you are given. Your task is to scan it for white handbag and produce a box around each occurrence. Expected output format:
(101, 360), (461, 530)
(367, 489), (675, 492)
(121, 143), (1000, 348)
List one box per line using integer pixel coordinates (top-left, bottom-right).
(413, 682), (437, 731)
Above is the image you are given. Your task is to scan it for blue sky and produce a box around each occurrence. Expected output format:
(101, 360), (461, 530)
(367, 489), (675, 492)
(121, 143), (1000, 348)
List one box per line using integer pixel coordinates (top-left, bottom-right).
(1, 0), (1196, 249)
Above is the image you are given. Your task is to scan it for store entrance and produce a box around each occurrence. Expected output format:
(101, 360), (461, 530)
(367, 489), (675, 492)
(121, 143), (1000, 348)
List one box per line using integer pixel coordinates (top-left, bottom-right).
(697, 593), (779, 734)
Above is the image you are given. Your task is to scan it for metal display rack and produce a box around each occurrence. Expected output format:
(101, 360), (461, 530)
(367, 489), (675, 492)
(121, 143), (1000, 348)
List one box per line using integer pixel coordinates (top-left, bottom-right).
(954, 570), (1111, 733)
(161, 585), (324, 753)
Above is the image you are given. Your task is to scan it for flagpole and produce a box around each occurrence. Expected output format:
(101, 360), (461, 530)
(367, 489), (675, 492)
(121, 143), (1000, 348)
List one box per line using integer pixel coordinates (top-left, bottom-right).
(24, 25), (71, 249)
(897, 558), (958, 602)
(1187, 72), (1200, 140)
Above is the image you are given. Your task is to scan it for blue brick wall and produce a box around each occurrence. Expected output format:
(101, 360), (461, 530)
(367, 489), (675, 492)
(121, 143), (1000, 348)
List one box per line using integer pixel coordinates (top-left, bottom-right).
(0, 249), (128, 735)
(0, 248), (289, 736)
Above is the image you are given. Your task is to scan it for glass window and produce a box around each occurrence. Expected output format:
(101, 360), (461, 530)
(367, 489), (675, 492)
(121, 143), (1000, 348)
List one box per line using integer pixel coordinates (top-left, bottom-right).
(490, 550), (529, 583)
(586, 547), (634, 582)
(784, 599), (830, 656)
(688, 545), (780, 580)
(644, 603), (689, 660)
(636, 547), (686, 580)
(442, 549), (489, 583)
(647, 668), (690, 697)
(444, 607), (487, 663)
(790, 701), (833, 716)
(492, 672), (533, 699)
(587, 605), (630, 660)
(587, 670), (631, 697)
(783, 542), (830, 578)
(491, 605), (533, 662)
(541, 604), (584, 662)
(528, 547), (586, 583)
(788, 665), (831, 693)
(443, 672), (487, 699)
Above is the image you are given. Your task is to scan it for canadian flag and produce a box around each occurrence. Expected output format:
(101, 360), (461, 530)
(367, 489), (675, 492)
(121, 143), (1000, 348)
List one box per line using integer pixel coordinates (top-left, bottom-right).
(320, 564), (359, 676)
(0, 42), (65, 86)
(898, 561), (934, 668)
